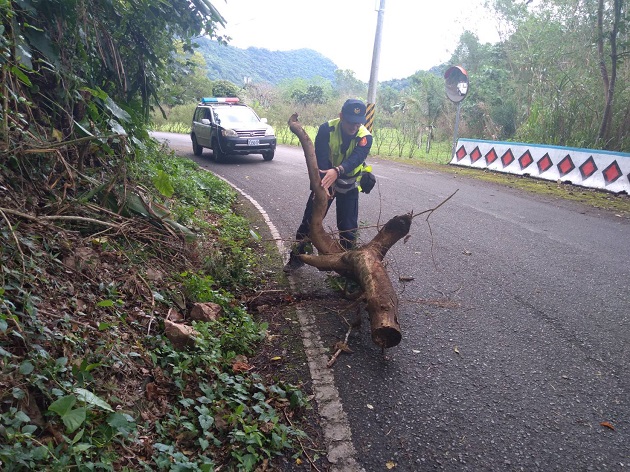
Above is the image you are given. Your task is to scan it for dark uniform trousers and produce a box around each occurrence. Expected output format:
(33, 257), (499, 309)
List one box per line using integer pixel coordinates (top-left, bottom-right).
(294, 187), (359, 251)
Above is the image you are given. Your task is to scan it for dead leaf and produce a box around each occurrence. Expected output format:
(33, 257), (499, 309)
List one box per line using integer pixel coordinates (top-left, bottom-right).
(600, 421), (615, 430)
(232, 361), (251, 373)
(270, 356), (282, 361)
(259, 422), (274, 433)
(386, 461), (397, 469)
(333, 341), (353, 353)
(145, 382), (158, 401)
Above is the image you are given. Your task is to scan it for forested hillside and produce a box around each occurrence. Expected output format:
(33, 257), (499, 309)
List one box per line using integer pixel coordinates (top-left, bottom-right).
(0, 1), (324, 470)
(194, 37), (338, 85)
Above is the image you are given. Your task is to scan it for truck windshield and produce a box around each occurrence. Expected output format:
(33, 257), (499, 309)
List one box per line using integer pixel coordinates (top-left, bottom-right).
(215, 107), (260, 126)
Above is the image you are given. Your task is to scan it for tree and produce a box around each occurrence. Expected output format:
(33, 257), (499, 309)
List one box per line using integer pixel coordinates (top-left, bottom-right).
(409, 71), (446, 129)
(333, 69), (368, 98)
(488, 0), (629, 151)
(292, 85), (327, 105)
(596, 0), (624, 148)
(212, 79), (242, 98)
(157, 42), (215, 107)
(2, 0), (226, 131)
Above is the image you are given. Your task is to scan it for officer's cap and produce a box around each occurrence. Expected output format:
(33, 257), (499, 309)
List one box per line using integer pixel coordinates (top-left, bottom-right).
(341, 99), (367, 124)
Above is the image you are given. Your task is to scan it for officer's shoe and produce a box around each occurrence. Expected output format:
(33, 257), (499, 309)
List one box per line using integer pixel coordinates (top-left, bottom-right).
(283, 252), (305, 272)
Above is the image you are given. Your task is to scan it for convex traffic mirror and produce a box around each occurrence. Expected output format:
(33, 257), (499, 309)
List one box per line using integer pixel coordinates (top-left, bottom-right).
(444, 66), (469, 103)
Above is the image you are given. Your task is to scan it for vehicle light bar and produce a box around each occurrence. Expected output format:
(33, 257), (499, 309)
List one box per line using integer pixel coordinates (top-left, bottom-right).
(200, 97), (240, 104)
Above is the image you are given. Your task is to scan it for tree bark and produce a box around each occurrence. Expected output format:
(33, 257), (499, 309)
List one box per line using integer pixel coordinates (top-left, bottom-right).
(288, 113), (411, 348)
(596, 0), (621, 148)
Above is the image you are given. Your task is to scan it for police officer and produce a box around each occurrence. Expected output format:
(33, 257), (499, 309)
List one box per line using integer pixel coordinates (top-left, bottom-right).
(284, 98), (373, 272)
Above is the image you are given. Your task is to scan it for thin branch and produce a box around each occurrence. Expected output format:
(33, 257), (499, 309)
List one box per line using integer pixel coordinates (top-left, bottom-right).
(282, 410), (323, 472)
(0, 208), (26, 281)
(412, 189), (458, 221)
(20, 133), (123, 153)
(0, 207), (121, 229)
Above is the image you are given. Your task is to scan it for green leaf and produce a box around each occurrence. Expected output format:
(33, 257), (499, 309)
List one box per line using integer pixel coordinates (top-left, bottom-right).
(14, 410), (31, 424)
(104, 97), (131, 122)
(31, 446), (49, 461)
(10, 65), (32, 86)
(73, 119), (95, 137)
(74, 388), (114, 412)
(81, 86), (108, 101)
(108, 119), (127, 135)
(107, 412), (135, 434)
(239, 453), (258, 470)
(73, 442), (92, 452)
(162, 218), (196, 239)
(22, 424), (38, 435)
(97, 299), (114, 307)
(154, 170), (175, 198)
(62, 407), (86, 433)
(19, 360), (35, 375)
(124, 193), (150, 217)
(69, 427), (85, 445)
(198, 414), (214, 431)
(0, 346), (13, 357)
(48, 395), (77, 417)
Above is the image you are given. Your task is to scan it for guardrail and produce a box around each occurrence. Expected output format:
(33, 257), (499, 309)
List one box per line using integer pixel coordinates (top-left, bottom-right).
(450, 138), (630, 194)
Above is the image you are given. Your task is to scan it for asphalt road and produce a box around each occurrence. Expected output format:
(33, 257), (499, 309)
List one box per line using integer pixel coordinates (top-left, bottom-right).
(154, 132), (629, 471)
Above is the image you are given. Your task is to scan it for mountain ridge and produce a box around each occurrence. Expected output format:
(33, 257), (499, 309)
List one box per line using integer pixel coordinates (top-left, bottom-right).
(194, 37), (339, 86)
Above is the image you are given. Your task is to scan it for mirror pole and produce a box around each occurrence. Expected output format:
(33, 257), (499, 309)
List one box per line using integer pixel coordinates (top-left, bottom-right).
(451, 101), (462, 159)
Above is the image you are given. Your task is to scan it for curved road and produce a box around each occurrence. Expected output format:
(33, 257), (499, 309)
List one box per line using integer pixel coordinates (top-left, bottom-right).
(156, 132), (629, 471)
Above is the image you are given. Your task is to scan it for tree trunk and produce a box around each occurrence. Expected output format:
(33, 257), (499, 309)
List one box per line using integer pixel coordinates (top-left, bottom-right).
(288, 113), (412, 348)
(596, 0), (621, 147)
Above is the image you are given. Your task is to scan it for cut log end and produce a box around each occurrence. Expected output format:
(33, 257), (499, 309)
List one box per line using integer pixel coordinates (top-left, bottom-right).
(372, 326), (402, 349)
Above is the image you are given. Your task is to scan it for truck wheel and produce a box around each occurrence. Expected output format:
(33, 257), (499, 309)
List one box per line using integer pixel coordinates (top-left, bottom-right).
(262, 150), (274, 161)
(192, 136), (203, 156)
(212, 141), (226, 162)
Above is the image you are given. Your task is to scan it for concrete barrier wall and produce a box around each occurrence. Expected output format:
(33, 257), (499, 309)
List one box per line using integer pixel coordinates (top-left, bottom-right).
(450, 138), (630, 194)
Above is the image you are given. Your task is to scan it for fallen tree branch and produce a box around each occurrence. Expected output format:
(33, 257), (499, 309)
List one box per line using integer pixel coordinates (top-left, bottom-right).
(288, 113), (412, 348)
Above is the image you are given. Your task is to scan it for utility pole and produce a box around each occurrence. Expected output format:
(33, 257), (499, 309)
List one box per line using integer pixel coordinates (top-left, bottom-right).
(365, 0), (386, 133)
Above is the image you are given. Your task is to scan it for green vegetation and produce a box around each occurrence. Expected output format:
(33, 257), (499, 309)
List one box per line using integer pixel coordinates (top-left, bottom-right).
(0, 1), (322, 470)
(0, 138), (316, 470)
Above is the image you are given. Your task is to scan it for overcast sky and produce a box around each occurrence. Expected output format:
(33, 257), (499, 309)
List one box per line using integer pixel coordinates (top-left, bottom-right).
(214, 0), (501, 82)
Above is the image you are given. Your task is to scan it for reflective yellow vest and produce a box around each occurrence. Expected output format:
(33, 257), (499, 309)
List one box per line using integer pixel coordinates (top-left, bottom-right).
(327, 118), (371, 193)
